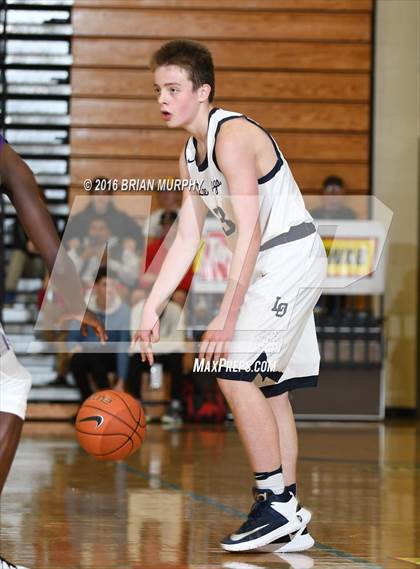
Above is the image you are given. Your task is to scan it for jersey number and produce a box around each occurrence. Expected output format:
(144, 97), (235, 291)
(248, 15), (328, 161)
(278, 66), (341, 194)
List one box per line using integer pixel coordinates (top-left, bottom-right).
(213, 207), (236, 237)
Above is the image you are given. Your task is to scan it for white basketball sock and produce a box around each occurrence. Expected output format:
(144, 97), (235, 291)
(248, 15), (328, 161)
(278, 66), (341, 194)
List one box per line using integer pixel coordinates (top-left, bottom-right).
(254, 465), (284, 495)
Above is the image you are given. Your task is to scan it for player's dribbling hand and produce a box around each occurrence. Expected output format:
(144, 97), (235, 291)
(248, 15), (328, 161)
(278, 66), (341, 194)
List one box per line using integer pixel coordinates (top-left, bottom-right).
(58, 309), (107, 343)
(133, 308), (160, 366)
(79, 309), (107, 344)
(199, 313), (236, 363)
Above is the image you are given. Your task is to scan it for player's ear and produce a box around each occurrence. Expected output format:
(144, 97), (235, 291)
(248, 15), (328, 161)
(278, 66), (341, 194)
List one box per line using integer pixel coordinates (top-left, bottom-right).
(198, 83), (211, 102)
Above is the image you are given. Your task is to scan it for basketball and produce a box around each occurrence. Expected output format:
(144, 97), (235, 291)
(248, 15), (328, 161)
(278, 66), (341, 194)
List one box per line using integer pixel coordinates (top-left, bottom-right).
(75, 390), (146, 461)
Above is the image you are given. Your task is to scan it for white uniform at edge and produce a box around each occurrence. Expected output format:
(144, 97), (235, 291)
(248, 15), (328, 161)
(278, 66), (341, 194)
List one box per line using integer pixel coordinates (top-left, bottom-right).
(0, 322), (32, 420)
(185, 108), (313, 251)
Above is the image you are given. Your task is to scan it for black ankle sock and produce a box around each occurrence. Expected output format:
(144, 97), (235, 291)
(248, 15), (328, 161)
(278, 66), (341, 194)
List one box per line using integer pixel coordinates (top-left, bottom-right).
(286, 483), (297, 496)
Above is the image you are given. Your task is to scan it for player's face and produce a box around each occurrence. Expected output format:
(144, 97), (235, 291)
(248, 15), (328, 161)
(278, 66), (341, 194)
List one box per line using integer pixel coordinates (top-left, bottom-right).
(154, 65), (202, 128)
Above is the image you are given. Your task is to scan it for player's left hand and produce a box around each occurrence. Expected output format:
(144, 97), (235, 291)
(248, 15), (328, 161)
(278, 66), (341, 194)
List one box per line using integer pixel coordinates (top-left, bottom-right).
(132, 307), (160, 366)
(199, 313), (236, 363)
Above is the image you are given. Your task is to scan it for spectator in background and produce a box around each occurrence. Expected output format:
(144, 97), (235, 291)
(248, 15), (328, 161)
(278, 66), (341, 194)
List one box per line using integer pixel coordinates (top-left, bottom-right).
(136, 211), (193, 307)
(129, 297), (186, 424)
(145, 188), (180, 239)
(4, 188), (52, 305)
(68, 217), (140, 296)
(310, 176), (357, 220)
(311, 177), (362, 318)
(4, 222), (45, 305)
(64, 178), (144, 251)
(68, 268), (131, 401)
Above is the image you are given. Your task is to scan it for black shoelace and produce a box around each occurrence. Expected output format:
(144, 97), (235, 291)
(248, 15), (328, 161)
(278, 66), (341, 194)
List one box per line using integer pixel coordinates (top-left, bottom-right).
(0, 556), (17, 568)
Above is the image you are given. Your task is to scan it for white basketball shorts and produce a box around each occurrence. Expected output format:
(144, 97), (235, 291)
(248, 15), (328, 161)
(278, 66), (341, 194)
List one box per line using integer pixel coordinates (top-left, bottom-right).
(218, 230), (327, 397)
(0, 322), (32, 420)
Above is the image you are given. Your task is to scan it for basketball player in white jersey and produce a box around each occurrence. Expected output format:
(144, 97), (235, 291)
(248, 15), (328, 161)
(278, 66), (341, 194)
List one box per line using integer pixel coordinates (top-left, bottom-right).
(0, 135), (106, 569)
(135, 40), (327, 552)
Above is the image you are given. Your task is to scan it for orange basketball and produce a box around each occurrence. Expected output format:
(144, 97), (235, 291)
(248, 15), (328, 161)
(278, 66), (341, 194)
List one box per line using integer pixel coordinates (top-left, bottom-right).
(75, 390), (146, 461)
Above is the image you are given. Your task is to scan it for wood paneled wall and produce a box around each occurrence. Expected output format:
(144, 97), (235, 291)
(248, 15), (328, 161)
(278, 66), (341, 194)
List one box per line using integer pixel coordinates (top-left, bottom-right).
(70, 0), (373, 203)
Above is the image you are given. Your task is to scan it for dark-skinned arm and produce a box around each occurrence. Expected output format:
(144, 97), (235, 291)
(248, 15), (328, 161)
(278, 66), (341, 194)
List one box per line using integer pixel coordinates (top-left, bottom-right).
(0, 139), (106, 342)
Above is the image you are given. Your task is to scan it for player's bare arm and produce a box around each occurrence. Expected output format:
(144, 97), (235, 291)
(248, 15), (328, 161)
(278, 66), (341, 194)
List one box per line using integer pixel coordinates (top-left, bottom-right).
(0, 142), (106, 342)
(134, 150), (208, 365)
(199, 120), (262, 363)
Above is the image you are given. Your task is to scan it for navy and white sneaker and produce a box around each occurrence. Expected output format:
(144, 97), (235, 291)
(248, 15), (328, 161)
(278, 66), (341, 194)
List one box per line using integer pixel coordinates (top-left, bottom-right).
(0, 555), (30, 569)
(220, 488), (303, 552)
(257, 526), (314, 553)
(257, 502), (314, 553)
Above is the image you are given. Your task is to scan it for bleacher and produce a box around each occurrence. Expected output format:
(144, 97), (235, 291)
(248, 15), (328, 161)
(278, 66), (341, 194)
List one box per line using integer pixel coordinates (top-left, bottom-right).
(1, 0), (78, 418)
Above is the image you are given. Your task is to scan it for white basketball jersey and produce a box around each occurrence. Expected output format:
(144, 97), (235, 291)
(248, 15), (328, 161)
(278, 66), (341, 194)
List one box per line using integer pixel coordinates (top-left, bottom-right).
(185, 108), (313, 252)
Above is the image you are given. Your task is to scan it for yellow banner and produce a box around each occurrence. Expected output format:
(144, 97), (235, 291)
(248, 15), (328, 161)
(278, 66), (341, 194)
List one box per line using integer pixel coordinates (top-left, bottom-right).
(323, 237), (377, 278)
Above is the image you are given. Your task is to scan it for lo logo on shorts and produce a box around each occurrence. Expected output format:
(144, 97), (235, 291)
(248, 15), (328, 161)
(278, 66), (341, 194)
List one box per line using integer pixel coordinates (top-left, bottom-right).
(272, 297), (288, 318)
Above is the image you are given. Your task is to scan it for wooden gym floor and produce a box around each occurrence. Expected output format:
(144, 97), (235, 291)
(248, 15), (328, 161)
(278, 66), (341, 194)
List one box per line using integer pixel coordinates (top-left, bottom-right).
(1, 420), (419, 569)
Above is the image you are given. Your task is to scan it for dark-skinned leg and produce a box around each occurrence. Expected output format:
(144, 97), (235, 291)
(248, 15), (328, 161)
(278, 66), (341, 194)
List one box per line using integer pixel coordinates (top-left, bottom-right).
(0, 411), (24, 495)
